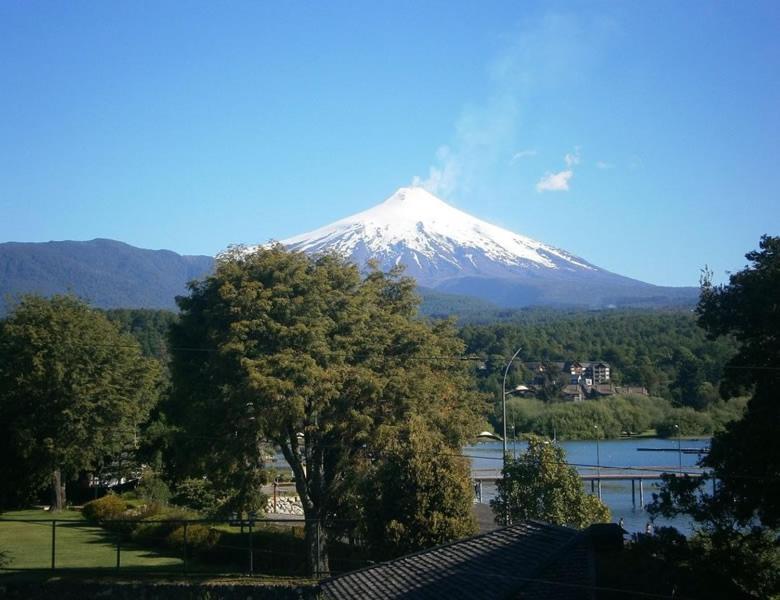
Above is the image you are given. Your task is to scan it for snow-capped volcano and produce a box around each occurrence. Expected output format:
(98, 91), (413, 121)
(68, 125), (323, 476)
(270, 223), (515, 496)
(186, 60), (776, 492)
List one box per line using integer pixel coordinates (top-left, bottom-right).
(281, 187), (696, 308)
(283, 186), (595, 277)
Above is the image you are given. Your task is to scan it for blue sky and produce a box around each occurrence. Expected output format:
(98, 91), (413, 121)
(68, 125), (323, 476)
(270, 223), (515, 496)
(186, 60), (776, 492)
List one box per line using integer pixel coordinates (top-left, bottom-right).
(1, 1), (778, 286)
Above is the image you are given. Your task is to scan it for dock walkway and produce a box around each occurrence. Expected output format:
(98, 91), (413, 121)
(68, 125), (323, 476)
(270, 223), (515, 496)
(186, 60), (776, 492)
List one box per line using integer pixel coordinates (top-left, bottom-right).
(471, 467), (707, 506)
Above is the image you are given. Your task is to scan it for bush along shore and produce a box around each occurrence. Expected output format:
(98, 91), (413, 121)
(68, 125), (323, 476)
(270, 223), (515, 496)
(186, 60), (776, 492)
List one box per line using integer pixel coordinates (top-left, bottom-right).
(504, 394), (747, 440)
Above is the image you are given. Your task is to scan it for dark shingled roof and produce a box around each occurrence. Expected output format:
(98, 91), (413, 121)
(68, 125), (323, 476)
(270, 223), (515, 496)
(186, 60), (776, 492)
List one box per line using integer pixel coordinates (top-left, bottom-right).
(518, 534), (593, 600)
(320, 521), (593, 600)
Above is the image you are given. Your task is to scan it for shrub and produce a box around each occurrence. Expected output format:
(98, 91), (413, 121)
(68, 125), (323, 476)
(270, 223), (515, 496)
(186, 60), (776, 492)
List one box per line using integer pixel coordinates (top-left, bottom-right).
(127, 501), (164, 520)
(171, 478), (219, 514)
(506, 394), (732, 440)
(130, 506), (199, 548)
(82, 494), (127, 522)
(708, 397), (748, 432)
(656, 408), (714, 437)
(167, 524), (221, 556)
(82, 494), (139, 535)
(137, 468), (171, 504)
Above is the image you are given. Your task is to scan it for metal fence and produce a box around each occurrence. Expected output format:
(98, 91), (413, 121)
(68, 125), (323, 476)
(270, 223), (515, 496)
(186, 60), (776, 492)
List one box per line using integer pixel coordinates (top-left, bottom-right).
(0, 516), (368, 577)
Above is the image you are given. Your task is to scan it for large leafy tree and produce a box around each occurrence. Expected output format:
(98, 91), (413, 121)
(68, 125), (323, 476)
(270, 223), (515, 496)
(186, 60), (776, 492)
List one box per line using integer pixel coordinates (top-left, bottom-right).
(646, 236), (780, 598)
(0, 295), (161, 509)
(491, 435), (610, 527)
(695, 235), (780, 525)
(168, 246), (480, 575)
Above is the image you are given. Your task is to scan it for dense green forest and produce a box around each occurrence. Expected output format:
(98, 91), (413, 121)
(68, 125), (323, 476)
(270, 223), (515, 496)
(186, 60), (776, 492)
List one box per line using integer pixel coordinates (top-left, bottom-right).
(103, 308), (178, 360)
(107, 305), (742, 439)
(459, 309), (735, 404)
(458, 309), (741, 438)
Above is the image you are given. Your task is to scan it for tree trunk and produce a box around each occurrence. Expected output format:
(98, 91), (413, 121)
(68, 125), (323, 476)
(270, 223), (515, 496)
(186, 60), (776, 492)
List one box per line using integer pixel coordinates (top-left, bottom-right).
(304, 509), (329, 577)
(51, 468), (65, 511)
(279, 430), (331, 577)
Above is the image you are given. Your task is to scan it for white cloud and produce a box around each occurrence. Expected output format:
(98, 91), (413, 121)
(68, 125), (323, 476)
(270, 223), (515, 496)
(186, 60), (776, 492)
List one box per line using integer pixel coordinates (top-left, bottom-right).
(596, 160), (614, 169)
(534, 148), (579, 192)
(511, 149), (537, 163)
(536, 170), (573, 192)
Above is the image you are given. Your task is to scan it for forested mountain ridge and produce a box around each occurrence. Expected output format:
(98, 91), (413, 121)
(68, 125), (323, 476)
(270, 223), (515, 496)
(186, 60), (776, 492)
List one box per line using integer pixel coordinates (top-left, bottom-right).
(0, 236), (697, 315)
(0, 239), (214, 312)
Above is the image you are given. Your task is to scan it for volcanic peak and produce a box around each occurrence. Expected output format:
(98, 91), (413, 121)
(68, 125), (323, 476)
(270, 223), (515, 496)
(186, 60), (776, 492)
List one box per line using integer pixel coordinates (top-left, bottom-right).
(281, 186), (596, 273)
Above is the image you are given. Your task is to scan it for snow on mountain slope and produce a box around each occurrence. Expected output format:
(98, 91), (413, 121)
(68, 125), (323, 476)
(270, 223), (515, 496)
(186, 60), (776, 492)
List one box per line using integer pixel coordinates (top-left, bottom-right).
(277, 187), (697, 308)
(281, 187), (596, 280)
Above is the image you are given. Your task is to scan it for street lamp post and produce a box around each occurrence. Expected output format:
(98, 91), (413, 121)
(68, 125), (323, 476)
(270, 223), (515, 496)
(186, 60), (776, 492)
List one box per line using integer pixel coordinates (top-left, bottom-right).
(674, 424), (682, 474)
(502, 348), (523, 465)
(500, 347), (523, 527)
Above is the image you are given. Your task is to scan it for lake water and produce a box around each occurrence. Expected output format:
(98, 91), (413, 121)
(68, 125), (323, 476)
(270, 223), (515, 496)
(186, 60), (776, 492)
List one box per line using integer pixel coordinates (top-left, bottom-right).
(271, 437), (710, 535)
(464, 437), (711, 535)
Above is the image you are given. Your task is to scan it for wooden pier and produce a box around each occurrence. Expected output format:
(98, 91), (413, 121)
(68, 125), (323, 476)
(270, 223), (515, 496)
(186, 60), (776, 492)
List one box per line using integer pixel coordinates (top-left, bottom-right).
(472, 468), (706, 506)
(636, 447), (709, 455)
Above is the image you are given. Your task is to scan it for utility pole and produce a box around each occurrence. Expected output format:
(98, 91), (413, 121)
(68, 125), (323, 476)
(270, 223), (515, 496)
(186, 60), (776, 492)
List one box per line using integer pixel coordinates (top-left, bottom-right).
(502, 347), (523, 466)
(674, 424), (682, 473)
(501, 347), (522, 527)
(594, 425), (602, 500)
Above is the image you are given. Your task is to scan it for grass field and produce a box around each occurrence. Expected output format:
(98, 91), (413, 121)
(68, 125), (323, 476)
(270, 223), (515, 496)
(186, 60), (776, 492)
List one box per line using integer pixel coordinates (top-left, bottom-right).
(1, 507), (368, 577)
(0, 508), (182, 571)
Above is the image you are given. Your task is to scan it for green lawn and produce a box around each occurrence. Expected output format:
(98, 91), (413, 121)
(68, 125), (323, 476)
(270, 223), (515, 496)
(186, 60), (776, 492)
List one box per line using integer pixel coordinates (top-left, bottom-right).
(1, 508), (367, 577)
(0, 509), (182, 572)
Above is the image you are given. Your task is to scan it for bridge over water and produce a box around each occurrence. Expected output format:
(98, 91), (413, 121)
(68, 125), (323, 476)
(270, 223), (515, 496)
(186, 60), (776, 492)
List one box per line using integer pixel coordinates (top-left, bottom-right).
(471, 466), (708, 506)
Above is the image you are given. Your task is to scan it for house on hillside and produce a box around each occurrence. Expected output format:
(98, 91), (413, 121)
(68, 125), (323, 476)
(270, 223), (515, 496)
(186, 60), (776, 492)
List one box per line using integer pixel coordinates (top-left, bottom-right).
(589, 383), (618, 398)
(586, 361), (611, 384)
(564, 360), (585, 378)
(525, 359), (612, 397)
(561, 383), (586, 402)
(526, 360), (611, 386)
(616, 385), (650, 397)
(522, 360), (650, 402)
(586, 384), (649, 398)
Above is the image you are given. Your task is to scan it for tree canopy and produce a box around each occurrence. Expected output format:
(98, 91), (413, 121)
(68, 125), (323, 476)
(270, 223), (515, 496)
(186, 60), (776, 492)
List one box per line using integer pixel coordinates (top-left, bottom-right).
(459, 309), (735, 411)
(360, 415), (477, 559)
(490, 435), (610, 528)
(104, 308), (177, 361)
(697, 235), (780, 527)
(167, 246), (481, 574)
(645, 236), (780, 598)
(0, 295), (161, 509)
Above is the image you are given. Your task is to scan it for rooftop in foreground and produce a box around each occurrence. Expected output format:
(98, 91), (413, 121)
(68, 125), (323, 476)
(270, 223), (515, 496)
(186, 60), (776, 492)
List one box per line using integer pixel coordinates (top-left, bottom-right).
(319, 520), (613, 600)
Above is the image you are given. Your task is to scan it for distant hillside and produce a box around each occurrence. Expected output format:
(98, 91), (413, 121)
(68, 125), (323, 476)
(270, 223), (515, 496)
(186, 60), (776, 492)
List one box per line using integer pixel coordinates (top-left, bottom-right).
(0, 239), (566, 318)
(0, 239), (214, 313)
(0, 238), (697, 320)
